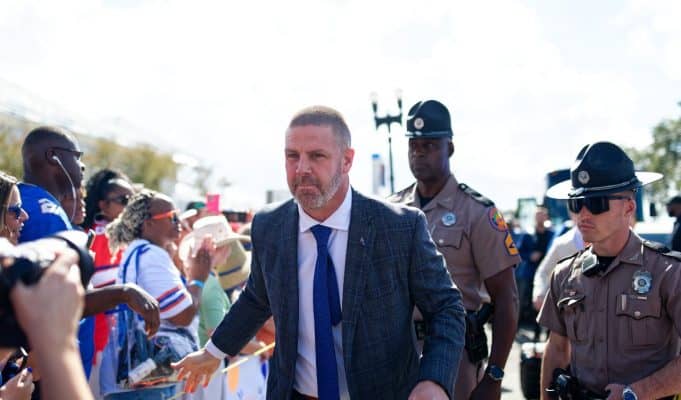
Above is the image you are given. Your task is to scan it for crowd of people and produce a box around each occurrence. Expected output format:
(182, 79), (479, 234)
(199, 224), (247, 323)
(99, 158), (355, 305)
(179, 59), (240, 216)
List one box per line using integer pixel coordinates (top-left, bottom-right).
(2, 100), (681, 400)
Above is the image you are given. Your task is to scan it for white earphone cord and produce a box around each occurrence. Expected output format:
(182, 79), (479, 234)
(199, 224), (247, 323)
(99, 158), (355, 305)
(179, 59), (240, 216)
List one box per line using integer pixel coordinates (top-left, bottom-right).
(53, 156), (77, 222)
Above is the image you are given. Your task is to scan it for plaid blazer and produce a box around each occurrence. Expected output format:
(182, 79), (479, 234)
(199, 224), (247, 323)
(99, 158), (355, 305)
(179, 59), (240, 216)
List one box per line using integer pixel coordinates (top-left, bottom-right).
(211, 189), (465, 399)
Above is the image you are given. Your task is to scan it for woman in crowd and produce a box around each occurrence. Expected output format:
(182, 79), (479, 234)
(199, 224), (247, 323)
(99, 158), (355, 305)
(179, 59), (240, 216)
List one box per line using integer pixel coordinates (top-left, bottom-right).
(101, 190), (210, 399)
(0, 171), (29, 245)
(81, 169), (135, 391)
(0, 171), (33, 399)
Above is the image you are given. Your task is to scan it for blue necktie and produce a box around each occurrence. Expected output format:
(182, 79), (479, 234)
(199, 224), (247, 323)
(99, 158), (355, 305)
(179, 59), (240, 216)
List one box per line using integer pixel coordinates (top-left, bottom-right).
(310, 225), (341, 400)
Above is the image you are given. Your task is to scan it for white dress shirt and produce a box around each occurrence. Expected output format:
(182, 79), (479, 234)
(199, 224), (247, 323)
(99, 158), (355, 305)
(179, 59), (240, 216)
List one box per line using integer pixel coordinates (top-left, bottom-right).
(206, 187), (352, 399)
(294, 187), (351, 399)
(532, 226), (585, 300)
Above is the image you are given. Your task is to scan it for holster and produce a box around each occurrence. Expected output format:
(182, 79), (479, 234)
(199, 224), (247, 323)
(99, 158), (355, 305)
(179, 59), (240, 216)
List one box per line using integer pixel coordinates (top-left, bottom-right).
(464, 303), (493, 364)
(545, 368), (606, 400)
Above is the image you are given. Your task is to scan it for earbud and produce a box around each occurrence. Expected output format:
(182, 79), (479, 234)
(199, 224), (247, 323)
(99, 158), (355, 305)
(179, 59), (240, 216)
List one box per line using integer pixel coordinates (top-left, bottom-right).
(51, 155), (60, 162)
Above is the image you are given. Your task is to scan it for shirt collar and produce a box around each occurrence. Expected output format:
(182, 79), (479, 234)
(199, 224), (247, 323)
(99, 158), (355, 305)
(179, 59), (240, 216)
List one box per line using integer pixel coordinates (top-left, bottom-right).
(298, 186), (352, 233)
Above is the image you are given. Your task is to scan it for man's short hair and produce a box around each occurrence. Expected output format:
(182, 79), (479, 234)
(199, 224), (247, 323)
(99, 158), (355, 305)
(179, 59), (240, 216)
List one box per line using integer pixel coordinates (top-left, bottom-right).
(288, 105), (351, 149)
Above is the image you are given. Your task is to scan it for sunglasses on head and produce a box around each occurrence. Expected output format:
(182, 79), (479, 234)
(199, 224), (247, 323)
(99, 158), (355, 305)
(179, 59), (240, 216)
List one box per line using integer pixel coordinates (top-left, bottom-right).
(150, 209), (180, 224)
(6, 204), (23, 219)
(567, 195), (632, 215)
(107, 194), (130, 206)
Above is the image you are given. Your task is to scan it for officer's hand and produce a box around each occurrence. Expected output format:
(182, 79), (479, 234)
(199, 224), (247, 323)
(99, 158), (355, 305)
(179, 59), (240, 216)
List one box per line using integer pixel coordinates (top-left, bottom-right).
(604, 383), (625, 400)
(123, 283), (160, 337)
(171, 348), (222, 393)
(533, 295), (545, 311)
(408, 380), (448, 400)
(470, 376), (502, 400)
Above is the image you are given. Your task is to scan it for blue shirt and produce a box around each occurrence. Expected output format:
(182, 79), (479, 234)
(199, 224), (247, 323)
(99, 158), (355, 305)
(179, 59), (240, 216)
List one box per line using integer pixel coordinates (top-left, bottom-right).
(17, 183), (94, 379)
(17, 183), (72, 242)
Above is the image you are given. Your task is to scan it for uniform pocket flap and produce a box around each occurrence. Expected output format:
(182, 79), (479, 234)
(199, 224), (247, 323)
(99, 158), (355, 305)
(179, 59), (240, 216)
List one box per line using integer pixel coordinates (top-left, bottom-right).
(616, 294), (661, 319)
(432, 226), (464, 249)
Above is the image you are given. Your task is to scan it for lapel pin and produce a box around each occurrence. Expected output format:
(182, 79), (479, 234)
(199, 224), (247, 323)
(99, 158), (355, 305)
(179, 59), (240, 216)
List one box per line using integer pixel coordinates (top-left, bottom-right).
(360, 237), (365, 246)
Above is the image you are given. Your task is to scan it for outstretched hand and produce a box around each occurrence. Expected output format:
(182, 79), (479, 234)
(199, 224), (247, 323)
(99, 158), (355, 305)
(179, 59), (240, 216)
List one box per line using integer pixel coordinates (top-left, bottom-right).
(171, 349), (222, 393)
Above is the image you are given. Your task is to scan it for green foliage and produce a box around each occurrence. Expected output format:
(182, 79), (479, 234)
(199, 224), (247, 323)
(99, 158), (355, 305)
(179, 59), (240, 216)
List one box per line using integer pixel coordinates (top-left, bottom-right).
(0, 112), (178, 191)
(628, 102), (681, 205)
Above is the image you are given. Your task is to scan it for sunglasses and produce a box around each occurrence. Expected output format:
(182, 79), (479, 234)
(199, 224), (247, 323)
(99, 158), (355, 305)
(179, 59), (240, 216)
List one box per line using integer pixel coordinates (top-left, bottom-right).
(150, 209), (180, 224)
(52, 146), (84, 161)
(107, 194), (130, 206)
(6, 204), (23, 219)
(567, 195), (632, 215)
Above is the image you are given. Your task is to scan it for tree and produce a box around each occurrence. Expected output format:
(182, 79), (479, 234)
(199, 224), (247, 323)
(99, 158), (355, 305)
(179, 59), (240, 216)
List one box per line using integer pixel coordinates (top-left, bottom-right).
(0, 112), (178, 191)
(628, 102), (681, 206)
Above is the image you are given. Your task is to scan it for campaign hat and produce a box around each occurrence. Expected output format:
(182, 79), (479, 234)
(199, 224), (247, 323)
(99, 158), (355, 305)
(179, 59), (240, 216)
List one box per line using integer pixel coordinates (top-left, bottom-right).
(546, 141), (662, 199)
(405, 100), (453, 138)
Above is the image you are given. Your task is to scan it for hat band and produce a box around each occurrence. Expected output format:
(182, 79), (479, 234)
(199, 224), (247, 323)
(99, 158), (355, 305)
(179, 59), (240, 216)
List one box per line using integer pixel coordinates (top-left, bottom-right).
(407, 130), (452, 137)
(570, 176), (640, 197)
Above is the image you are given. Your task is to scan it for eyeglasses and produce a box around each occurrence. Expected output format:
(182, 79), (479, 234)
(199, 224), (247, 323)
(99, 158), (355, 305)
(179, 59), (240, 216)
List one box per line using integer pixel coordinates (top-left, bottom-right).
(150, 209), (180, 224)
(567, 195), (632, 215)
(107, 194), (130, 206)
(52, 147), (84, 160)
(6, 204), (23, 219)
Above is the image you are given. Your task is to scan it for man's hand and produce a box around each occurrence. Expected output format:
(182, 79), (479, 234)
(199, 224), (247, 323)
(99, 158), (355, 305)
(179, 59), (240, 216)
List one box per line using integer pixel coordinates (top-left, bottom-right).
(408, 380), (448, 400)
(171, 348), (222, 393)
(533, 295), (545, 312)
(122, 283), (160, 337)
(10, 250), (84, 351)
(0, 368), (35, 400)
(470, 376), (502, 400)
(604, 383), (625, 400)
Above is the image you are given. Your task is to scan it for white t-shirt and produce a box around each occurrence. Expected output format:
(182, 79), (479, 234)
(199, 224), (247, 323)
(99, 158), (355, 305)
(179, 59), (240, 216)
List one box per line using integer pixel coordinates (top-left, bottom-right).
(119, 239), (193, 324)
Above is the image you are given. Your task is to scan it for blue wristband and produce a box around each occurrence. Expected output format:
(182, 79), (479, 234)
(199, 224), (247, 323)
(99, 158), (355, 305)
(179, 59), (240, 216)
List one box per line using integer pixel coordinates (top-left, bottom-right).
(189, 279), (205, 289)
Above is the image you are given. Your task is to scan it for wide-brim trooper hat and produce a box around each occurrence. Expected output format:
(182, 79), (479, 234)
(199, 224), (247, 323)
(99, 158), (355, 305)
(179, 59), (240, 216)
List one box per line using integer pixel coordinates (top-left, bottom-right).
(546, 141), (662, 199)
(405, 99), (453, 138)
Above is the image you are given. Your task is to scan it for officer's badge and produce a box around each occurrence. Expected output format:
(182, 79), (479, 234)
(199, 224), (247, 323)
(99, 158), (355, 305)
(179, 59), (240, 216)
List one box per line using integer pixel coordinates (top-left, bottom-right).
(414, 117), (424, 130)
(441, 212), (456, 226)
(578, 170), (590, 184)
(632, 270), (652, 294)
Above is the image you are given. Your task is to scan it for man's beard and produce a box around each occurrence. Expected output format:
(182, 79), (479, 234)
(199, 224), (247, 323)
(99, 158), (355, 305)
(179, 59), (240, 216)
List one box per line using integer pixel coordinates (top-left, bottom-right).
(292, 166), (343, 210)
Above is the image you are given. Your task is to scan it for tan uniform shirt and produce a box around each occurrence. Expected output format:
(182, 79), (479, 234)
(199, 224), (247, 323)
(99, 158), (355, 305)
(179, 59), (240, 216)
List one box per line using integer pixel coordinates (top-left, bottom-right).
(390, 175), (520, 311)
(538, 231), (681, 394)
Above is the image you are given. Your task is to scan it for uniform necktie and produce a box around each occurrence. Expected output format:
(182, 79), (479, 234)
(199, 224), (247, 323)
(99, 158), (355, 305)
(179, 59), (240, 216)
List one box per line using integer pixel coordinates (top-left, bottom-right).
(310, 224), (341, 400)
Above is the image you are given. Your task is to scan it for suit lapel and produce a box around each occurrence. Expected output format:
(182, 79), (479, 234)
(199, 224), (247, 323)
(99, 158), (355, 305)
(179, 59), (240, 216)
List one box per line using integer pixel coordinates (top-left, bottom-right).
(342, 190), (374, 362)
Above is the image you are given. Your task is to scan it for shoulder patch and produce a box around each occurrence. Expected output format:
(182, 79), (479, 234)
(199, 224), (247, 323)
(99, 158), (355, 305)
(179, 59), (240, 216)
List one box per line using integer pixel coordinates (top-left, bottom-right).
(458, 183), (494, 207)
(643, 240), (681, 261)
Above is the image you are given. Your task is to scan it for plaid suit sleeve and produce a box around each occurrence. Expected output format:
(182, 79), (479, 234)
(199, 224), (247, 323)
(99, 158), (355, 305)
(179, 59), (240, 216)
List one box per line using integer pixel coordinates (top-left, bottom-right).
(409, 210), (466, 397)
(209, 212), (272, 356)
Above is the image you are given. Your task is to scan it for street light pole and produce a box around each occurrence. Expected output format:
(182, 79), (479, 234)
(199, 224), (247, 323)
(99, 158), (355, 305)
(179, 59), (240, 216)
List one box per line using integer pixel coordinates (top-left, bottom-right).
(371, 91), (403, 194)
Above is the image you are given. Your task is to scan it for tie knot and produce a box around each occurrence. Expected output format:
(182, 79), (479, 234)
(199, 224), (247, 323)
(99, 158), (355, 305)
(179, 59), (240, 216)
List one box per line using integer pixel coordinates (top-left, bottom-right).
(310, 224), (332, 246)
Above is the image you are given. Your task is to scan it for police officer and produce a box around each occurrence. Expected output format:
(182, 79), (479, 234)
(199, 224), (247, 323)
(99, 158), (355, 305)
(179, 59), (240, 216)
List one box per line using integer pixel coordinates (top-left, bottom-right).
(538, 142), (681, 400)
(389, 100), (520, 400)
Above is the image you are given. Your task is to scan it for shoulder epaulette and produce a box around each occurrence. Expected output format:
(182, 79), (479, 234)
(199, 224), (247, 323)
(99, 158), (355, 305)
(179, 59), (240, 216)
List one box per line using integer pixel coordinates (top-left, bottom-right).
(557, 250), (582, 265)
(458, 183), (494, 207)
(643, 240), (681, 261)
(388, 183), (416, 202)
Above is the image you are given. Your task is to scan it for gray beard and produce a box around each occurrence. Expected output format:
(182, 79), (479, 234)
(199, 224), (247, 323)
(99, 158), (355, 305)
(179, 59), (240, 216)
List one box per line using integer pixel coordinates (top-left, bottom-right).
(293, 168), (343, 210)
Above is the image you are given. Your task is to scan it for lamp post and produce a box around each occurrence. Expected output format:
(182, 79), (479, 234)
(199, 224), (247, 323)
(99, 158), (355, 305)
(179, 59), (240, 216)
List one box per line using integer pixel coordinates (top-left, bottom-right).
(371, 90), (403, 194)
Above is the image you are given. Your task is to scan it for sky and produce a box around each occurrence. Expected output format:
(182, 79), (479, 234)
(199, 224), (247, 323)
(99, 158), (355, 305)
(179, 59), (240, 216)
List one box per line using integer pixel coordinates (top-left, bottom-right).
(1, 0), (681, 211)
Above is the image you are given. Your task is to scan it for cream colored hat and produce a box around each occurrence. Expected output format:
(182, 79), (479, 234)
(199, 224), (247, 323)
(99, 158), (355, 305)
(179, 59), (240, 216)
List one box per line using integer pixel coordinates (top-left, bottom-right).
(178, 215), (250, 261)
